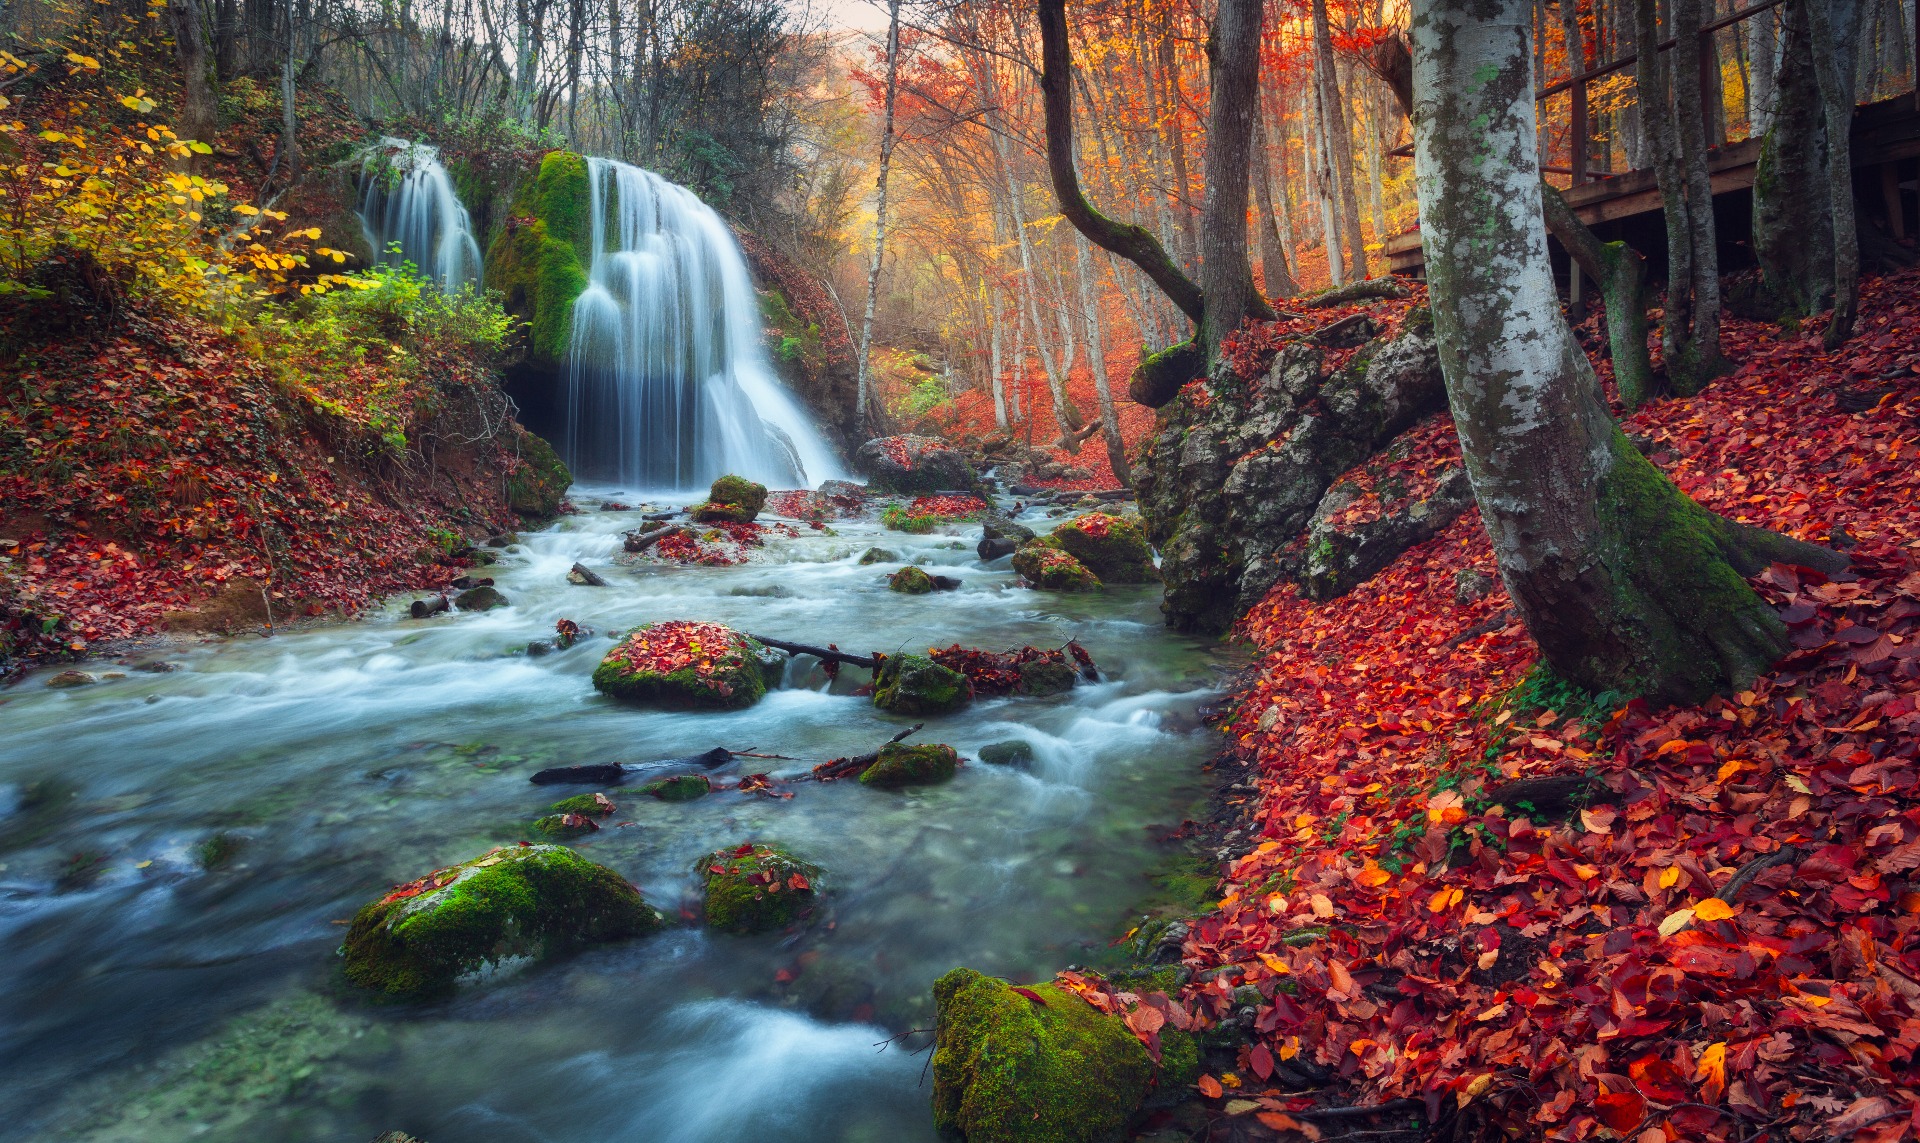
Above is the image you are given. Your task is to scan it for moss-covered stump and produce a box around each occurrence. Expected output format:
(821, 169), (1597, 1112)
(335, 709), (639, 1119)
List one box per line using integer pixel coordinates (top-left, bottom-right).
(932, 969), (1171, 1143)
(484, 150), (592, 368)
(701, 843), (822, 934)
(641, 774), (712, 801)
(533, 792), (616, 838)
(861, 742), (959, 788)
(889, 566), (936, 594)
(1011, 543), (1103, 592)
(591, 621), (774, 709)
(507, 428), (571, 520)
(455, 585), (508, 611)
(1050, 514), (1157, 584)
(873, 654), (972, 716)
(341, 845), (663, 998)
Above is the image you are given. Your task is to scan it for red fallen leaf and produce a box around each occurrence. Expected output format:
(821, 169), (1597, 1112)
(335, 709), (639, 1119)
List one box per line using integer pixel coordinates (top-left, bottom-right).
(1249, 1041), (1276, 1080)
(1833, 624), (1883, 643)
(1627, 1054), (1689, 1101)
(1830, 1096), (1897, 1136)
(733, 843), (756, 856)
(1010, 986), (1048, 1006)
(1593, 1090), (1646, 1132)
(1779, 600), (1819, 624)
(1197, 1073), (1224, 1099)
(1125, 1004), (1166, 1036)
(787, 873), (811, 891)
(1257, 1112), (1320, 1138)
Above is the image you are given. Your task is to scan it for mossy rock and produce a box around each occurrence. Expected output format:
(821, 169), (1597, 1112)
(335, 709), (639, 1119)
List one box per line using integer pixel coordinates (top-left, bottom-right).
(484, 151), (593, 367)
(709, 474), (768, 517)
(591, 621), (773, 709)
(455, 585), (509, 611)
(977, 740), (1035, 767)
(701, 843), (822, 934)
(1011, 542), (1103, 592)
(861, 742), (959, 788)
(889, 565), (935, 594)
(533, 812), (597, 838)
(533, 792), (615, 837)
(507, 430), (571, 520)
(341, 844), (664, 998)
(1051, 514), (1157, 584)
(690, 502), (757, 524)
(859, 547), (899, 565)
(641, 774), (712, 801)
(873, 653), (971, 716)
(932, 968), (1181, 1143)
(1016, 658), (1078, 697)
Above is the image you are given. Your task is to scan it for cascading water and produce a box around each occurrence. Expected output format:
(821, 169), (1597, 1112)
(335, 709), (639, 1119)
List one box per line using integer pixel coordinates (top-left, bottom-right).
(565, 157), (843, 490)
(357, 137), (484, 293)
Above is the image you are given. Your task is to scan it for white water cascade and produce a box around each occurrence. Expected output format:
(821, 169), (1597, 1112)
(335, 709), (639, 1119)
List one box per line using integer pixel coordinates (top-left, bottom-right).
(565, 157), (843, 490)
(357, 137), (484, 292)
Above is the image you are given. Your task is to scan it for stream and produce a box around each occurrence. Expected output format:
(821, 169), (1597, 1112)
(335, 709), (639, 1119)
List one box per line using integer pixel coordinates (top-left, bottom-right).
(0, 489), (1228, 1143)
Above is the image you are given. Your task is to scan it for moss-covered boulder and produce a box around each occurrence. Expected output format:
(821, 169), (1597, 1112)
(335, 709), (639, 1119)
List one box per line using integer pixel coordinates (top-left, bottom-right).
(978, 740), (1035, 767)
(861, 742), (959, 788)
(533, 792), (615, 837)
(932, 969), (1179, 1143)
(341, 845), (663, 998)
(506, 428), (571, 518)
(1050, 514), (1157, 584)
(873, 653), (971, 716)
(592, 621), (775, 709)
(1011, 543), (1102, 592)
(641, 774), (712, 801)
(455, 585), (508, 611)
(859, 547), (899, 565)
(484, 150), (593, 368)
(710, 474), (768, 517)
(1016, 658), (1078, 697)
(889, 566), (935, 594)
(701, 843), (822, 934)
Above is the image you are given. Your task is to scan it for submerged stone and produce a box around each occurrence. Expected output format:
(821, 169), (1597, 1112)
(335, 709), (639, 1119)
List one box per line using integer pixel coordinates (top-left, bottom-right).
(341, 844), (664, 998)
(977, 740), (1035, 767)
(534, 792), (616, 836)
(1016, 658), (1078, 697)
(858, 547), (899, 565)
(932, 968), (1187, 1143)
(872, 653), (971, 716)
(701, 843), (822, 934)
(1011, 543), (1102, 592)
(641, 774), (712, 801)
(889, 565), (935, 594)
(860, 742), (959, 788)
(455, 585), (508, 611)
(1050, 513), (1157, 584)
(45, 669), (96, 688)
(591, 621), (773, 709)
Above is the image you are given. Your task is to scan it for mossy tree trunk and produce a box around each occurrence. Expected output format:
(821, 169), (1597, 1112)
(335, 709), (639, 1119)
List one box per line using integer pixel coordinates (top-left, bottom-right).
(1753, 2), (1838, 320)
(1540, 182), (1657, 409)
(1410, 0), (1847, 704)
(1805, 0), (1861, 347)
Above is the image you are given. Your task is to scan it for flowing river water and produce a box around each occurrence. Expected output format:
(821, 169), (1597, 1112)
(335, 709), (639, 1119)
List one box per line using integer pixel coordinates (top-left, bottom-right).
(0, 489), (1228, 1143)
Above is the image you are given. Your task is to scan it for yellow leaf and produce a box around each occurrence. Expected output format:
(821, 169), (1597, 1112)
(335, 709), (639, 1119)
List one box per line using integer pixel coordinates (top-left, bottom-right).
(1279, 1035), (1300, 1060)
(1693, 897), (1737, 922)
(64, 52), (101, 69)
(1784, 774), (1812, 794)
(234, 204), (259, 215)
(1429, 885), (1463, 913)
(1657, 907), (1696, 937)
(1310, 893), (1335, 919)
(1572, 863), (1599, 880)
(1715, 758), (1745, 784)
(1476, 1001), (1508, 1021)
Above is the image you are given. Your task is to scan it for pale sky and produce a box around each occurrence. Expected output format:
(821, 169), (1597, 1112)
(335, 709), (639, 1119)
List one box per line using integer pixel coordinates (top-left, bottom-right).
(819, 0), (894, 35)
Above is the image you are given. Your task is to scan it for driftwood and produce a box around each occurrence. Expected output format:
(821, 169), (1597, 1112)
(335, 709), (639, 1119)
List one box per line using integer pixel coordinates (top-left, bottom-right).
(809, 724), (923, 782)
(409, 594), (450, 619)
(979, 537), (1019, 561)
(1086, 488), (1134, 501)
(641, 510), (680, 522)
(624, 526), (688, 553)
(568, 562), (609, 586)
(749, 635), (878, 670)
(529, 746), (734, 785)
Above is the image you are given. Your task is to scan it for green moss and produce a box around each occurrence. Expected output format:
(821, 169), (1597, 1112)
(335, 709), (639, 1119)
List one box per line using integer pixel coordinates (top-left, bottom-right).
(455, 585), (509, 611)
(548, 793), (611, 815)
(341, 844), (663, 998)
(859, 547), (899, 564)
(484, 151), (594, 367)
(701, 843), (822, 934)
(860, 742), (959, 788)
(641, 774), (712, 801)
(1017, 658), (1078, 696)
(977, 740), (1034, 767)
(591, 623), (771, 709)
(533, 812), (597, 838)
(709, 474), (768, 515)
(507, 428), (572, 519)
(931, 969), (1164, 1143)
(691, 502), (756, 523)
(1012, 542), (1103, 592)
(881, 504), (942, 533)
(889, 565), (936, 594)
(1129, 339), (1204, 408)
(872, 653), (971, 716)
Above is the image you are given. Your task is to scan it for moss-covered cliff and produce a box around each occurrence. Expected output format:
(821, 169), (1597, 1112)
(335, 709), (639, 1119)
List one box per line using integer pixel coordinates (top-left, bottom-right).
(484, 150), (595, 369)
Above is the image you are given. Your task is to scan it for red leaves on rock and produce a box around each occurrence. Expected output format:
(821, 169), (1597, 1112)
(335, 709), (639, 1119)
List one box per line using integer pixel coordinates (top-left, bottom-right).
(907, 494), (987, 518)
(602, 620), (753, 679)
(928, 642), (1088, 694)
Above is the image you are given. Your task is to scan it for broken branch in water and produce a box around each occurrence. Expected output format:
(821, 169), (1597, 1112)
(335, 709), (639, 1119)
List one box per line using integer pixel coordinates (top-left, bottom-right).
(529, 746), (734, 785)
(750, 635), (879, 670)
(808, 723), (924, 782)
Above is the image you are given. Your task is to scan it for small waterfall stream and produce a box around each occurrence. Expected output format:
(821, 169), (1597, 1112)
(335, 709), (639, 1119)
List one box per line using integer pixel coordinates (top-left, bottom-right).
(565, 158), (843, 490)
(357, 138), (485, 293)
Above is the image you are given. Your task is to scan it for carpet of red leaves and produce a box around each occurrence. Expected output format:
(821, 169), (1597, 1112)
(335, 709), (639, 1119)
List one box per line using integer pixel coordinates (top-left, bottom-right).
(1178, 270), (1920, 1140)
(908, 494), (988, 518)
(602, 620), (753, 679)
(641, 520), (799, 566)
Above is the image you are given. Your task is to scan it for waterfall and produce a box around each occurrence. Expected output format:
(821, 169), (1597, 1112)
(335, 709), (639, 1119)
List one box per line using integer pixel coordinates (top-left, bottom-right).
(564, 157), (843, 490)
(358, 138), (484, 293)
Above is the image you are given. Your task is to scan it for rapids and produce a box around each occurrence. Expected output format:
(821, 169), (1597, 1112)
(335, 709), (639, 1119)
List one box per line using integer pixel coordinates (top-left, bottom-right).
(0, 491), (1225, 1143)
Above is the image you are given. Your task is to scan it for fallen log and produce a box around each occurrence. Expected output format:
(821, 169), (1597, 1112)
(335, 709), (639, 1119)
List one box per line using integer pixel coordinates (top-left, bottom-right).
(1301, 277), (1410, 308)
(641, 510), (680, 522)
(1086, 489), (1134, 501)
(979, 537), (1018, 561)
(624, 526), (688, 553)
(749, 635), (878, 670)
(409, 594), (450, 619)
(809, 724), (923, 782)
(568, 562), (609, 586)
(529, 746), (734, 785)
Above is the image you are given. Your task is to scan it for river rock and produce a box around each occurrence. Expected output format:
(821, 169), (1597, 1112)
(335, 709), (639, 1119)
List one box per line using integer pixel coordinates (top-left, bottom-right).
(858, 547), (898, 565)
(873, 654), (971, 716)
(701, 843), (822, 934)
(1010, 544), (1101, 592)
(931, 968), (1199, 1143)
(1016, 658), (1078, 697)
(977, 537), (1018, 561)
(642, 774), (712, 801)
(1300, 467), (1476, 600)
(690, 474), (769, 524)
(566, 562), (608, 587)
(980, 513), (1036, 543)
(1049, 513), (1157, 584)
(889, 566), (935, 594)
(856, 434), (980, 495)
(977, 740), (1035, 767)
(534, 793), (616, 837)
(455, 585), (508, 611)
(341, 844), (664, 998)
(45, 670), (96, 688)
(860, 742), (959, 788)
(592, 621), (778, 710)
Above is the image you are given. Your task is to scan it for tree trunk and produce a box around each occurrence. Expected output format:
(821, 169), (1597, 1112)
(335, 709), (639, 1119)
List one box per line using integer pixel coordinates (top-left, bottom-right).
(1252, 110), (1301, 301)
(1541, 182), (1658, 408)
(1075, 236), (1132, 483)
(1310, 77), (1346, 285)
(167, 0), (219, 148)
(855, 0), (904, 432)
(1806, 0), (1862, 346)
(1753, 1), (1837, 319)
(1314, 0), (1371, 279)
(1411, 0), (1845, 704)
(1199, 0), (1271, 354)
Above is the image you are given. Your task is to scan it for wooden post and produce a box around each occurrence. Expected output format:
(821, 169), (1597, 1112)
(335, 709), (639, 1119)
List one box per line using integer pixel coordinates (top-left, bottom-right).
(1883, 162), (1908, 240)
